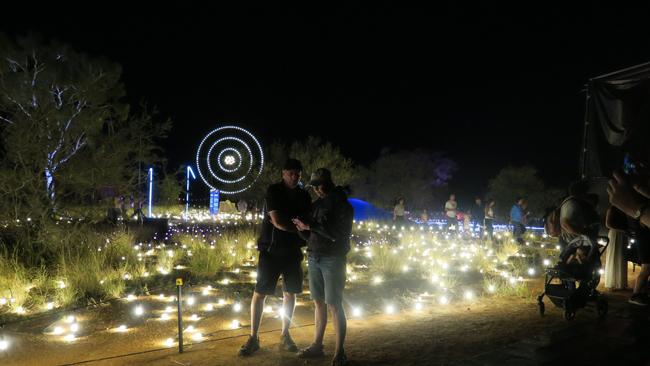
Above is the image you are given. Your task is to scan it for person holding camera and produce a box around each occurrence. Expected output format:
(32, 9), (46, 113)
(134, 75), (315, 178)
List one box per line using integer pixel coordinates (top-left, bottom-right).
(608, 166), (650, 306)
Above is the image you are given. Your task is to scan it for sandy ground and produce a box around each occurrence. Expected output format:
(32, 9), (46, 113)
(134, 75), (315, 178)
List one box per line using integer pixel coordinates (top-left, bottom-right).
(1, 282), (597, 366)
(1, 255), (640, 365)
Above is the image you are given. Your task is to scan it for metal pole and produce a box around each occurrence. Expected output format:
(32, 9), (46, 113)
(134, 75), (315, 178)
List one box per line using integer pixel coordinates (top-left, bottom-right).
(176, 278), (184, 353)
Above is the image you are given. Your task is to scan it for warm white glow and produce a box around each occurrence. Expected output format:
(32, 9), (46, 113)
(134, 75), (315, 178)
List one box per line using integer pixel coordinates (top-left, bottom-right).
(134, 305), (144, 316)
(352, 307), (362, 317)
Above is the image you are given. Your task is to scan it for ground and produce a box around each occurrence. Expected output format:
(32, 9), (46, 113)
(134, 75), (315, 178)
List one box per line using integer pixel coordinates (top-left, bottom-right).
(2, 282), (648, 366)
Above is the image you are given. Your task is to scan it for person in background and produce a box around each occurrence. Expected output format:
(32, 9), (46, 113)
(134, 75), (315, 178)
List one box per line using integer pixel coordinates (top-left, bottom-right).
(420, 209), (429, 223)
(484, 198), (496, 242)
(510, 197), (527, 245)
(470, 196), (484, 237)
(445, 194), (458, 230)
(393, 197), (406, 225)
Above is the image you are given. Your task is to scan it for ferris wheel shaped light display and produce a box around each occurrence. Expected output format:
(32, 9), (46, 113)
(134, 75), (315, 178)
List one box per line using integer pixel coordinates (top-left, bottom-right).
(195, 125), (264, 195)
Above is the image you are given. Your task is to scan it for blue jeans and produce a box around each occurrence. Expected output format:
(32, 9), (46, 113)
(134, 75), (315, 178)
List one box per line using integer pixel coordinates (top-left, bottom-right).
(308, 255), (346, 305)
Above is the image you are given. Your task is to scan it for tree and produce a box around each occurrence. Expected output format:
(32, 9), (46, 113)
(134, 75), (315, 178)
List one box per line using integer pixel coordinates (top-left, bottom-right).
(0, 35), (127, 204)
(0, 34), (170, 219)
(486, 165), (563, 219)
(352, 149), (458, 211)
(158, 170), (183, 206)
(239, 137), (356, 203)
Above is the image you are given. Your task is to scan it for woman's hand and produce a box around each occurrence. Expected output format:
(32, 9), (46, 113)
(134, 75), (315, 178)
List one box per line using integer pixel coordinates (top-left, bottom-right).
(608, 170), (647, 218)
(292, 218), (310, 231)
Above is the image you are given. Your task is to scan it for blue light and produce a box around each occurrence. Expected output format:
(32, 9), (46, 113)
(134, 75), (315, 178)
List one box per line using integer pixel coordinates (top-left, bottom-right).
(148, 168), (153, 218)
(210, 189), (220, 215)
(185, 166), (196, 219)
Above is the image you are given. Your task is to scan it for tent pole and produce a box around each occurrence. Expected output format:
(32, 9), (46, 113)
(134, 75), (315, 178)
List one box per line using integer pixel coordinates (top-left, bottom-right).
(580, 83), (591, 179)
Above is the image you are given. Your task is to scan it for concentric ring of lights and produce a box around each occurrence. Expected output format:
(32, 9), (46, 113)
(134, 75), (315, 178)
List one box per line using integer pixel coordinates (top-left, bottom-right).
(206, 137), (252, 184)
(217, 148), (242, 173)
(196, 125), (264, 195)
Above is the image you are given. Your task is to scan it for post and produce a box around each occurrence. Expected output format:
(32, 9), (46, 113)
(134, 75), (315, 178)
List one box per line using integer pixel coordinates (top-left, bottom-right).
(148, 168), (154, 218)
(176, 278), (184, 353)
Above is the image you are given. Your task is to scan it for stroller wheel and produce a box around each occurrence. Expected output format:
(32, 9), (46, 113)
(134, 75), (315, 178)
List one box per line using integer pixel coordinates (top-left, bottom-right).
(538, 300), (545, 316)
(564, 310), (576, 321)
(597, 298), (608, 318)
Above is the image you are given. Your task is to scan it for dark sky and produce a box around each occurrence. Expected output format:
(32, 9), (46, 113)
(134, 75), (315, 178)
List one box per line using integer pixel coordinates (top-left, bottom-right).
(4, 3), (650, 199)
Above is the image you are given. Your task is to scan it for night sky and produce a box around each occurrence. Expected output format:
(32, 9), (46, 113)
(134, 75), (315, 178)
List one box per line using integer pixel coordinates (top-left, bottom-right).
(4, 3), (650, 199)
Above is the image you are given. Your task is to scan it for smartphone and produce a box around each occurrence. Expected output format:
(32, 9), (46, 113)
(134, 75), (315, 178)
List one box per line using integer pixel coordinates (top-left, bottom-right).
(624, 153), (638, 175)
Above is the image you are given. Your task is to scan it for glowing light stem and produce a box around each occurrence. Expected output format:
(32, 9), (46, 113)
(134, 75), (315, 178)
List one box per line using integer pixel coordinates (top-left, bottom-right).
(148, 168), (153, 218)
(185, 166), (196, 220)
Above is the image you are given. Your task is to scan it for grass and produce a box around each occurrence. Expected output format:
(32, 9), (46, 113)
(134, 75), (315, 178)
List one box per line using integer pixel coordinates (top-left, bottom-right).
(369, 244), (406, 276)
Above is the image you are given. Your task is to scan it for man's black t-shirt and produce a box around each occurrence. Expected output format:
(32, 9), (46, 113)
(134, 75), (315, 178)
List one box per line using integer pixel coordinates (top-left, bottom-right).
(257, 182), (311, 257)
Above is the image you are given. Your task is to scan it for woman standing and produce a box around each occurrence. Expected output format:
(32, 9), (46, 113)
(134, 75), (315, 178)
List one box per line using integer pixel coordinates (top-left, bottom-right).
(393, 197), (406, 225)
(484, 199), (496, 241)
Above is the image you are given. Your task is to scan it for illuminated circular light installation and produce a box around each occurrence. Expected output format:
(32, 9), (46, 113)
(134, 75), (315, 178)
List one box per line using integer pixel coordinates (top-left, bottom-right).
(196, 125), (264, 195)
(224, 155), (236, 165)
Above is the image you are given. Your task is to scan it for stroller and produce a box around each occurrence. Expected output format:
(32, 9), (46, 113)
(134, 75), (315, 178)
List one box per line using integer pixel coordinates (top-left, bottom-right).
(537, 235), (609, 321)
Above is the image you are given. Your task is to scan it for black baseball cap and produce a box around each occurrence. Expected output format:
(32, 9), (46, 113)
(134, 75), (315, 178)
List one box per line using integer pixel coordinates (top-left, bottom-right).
(308, 168), (333, 186)
(283, 158), (303, 171)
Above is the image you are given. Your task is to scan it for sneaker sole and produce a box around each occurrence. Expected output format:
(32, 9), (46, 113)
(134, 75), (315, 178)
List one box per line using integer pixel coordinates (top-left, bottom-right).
(238, 345), (260, 356)
(628, 300), (648, 306)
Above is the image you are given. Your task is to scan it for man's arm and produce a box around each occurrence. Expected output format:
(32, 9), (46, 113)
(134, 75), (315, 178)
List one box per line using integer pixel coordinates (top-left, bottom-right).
(268, 210), (297, 232)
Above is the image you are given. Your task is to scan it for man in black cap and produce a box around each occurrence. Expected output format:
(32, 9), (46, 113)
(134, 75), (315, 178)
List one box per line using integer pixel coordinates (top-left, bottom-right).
(239, 158), (311, 356)
(293, 168), (353, 366)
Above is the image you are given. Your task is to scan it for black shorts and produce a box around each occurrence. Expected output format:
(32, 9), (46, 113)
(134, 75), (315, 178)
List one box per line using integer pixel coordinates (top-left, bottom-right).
(254, 251), (304, 295)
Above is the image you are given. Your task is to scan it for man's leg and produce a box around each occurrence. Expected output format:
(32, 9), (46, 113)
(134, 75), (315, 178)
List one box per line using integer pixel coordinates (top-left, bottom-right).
(250, 291), (266, 338)
(281, 291), (296, 336)
(328, 302), (347, 358)
(313, 299), (327, 346)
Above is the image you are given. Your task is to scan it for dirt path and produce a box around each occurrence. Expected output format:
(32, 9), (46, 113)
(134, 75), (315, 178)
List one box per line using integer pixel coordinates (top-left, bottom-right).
(2, 290), (592, 366)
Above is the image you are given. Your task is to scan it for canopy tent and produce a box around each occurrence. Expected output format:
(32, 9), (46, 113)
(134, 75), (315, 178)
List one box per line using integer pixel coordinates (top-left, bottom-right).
(582, 61), (650, 178)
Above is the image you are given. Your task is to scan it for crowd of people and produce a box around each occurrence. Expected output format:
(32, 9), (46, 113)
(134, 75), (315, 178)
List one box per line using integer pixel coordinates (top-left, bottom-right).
(393, 193), (531, 244)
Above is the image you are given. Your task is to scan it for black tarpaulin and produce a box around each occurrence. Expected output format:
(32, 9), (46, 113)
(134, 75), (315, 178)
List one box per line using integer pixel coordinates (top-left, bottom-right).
(582, 62), (650, 178)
